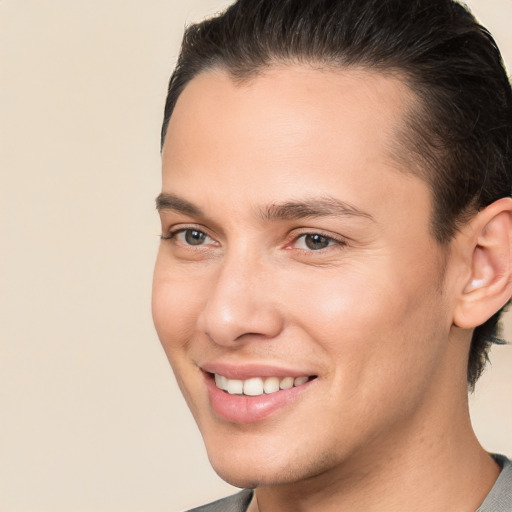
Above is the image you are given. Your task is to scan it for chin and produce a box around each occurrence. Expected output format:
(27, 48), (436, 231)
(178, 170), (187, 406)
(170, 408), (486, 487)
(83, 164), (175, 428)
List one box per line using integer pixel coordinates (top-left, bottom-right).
(209, 459), (296, 489)
(203, 435), (291, 488)
(204, 431), (341, 490)
(211, 465), (262, 490)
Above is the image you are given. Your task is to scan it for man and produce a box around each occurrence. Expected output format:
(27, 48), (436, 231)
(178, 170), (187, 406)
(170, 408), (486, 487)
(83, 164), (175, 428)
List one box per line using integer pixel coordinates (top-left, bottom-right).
(152, 0), (512, 510)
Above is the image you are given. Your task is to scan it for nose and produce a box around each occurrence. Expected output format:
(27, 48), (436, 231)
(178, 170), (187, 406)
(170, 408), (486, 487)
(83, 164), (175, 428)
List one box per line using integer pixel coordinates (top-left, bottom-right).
(197, 252), (284, 347)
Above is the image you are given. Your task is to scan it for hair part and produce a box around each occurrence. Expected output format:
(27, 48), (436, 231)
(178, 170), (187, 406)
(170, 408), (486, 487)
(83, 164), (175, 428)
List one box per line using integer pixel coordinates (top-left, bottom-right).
(161, 0), (512, 387)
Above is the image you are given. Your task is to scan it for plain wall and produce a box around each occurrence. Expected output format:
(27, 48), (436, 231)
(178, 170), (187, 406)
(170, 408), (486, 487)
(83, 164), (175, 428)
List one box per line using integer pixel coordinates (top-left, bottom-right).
(1, 1), (511, 511)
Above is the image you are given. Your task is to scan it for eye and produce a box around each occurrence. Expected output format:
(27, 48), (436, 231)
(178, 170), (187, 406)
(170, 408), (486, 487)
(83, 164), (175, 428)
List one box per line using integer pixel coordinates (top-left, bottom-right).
(162, 228), (214, 246)
(294, 233), (336, 251)
(181, 229), (208, 246)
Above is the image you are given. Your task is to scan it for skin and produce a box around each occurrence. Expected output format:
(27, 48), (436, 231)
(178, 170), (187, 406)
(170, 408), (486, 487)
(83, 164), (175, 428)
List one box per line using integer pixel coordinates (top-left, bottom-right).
(153, 66), (505, 512)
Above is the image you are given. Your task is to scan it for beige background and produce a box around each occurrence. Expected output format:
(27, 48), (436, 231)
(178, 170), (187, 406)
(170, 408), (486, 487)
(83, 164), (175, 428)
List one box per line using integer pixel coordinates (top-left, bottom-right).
(1, 1), (511, 511)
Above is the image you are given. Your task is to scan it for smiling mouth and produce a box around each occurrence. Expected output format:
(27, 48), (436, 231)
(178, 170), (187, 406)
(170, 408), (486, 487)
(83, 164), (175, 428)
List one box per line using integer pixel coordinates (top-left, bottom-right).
(212, 373), (317, 397)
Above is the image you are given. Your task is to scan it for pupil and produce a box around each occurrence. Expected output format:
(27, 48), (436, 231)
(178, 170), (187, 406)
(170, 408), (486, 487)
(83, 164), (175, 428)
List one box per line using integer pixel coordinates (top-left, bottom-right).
(185, 230), (206, 245)
(305, 234), (329, 250)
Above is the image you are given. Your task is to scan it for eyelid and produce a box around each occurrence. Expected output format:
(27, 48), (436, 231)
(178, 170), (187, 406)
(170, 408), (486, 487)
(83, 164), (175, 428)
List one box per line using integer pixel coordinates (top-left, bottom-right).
(285, 229), (348, 251)
(161, 224), (219, 245)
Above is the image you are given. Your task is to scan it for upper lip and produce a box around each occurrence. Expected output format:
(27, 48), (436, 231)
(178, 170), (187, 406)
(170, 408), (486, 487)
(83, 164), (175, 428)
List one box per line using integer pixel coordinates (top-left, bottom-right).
(200, 361), (317, 380)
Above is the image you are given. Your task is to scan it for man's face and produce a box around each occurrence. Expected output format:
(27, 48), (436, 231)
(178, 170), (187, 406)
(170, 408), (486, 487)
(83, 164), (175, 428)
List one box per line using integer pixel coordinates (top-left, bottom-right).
(153, 66), (461, 488)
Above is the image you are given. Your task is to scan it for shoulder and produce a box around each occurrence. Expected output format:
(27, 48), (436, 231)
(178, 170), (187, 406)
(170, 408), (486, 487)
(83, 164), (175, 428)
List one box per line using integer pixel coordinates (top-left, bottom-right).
(477, 454), (512, 512)
(186, 489), (254, 512)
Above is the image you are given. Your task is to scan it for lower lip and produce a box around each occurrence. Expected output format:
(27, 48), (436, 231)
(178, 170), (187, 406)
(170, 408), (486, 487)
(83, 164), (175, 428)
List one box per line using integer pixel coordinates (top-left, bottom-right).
(204, 373), (315, 423)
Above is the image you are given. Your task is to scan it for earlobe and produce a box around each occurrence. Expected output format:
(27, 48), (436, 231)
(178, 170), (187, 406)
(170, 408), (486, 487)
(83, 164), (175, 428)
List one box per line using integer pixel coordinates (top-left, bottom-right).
(454, 198), (512, 329)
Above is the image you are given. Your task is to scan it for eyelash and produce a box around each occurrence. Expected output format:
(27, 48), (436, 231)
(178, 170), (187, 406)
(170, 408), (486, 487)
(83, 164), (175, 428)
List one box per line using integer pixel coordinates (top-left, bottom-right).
(160, 228), (215, 245)
(291, 232), (346, 252)
(161, 227), (347, 253)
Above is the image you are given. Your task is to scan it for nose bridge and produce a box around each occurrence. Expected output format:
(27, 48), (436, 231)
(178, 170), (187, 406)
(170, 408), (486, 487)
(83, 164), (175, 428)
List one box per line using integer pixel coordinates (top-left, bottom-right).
(198, 245), (283, 346)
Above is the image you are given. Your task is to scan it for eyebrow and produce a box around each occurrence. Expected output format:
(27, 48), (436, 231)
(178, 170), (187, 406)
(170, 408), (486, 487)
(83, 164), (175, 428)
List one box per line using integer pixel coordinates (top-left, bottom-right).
(261, 196), (374, 222)
(156, 193), (205, 216)
(155, 192), (374, 222)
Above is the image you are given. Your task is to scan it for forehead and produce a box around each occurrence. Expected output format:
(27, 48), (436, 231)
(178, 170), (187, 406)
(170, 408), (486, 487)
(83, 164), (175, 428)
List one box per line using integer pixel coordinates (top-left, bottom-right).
(163, 64), (416, 174)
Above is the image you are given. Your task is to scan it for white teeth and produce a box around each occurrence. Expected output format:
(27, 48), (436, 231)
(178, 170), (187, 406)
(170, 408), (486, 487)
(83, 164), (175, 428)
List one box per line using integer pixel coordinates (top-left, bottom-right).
(214, 374), (228, 390)
(243, 377), (264, 396)
(279, 377), (294, 390)
(214, 374), (311, 396)
(226, 379), (243, 395)
(294, 376), (309, 386)
(263, 377), (280, 394)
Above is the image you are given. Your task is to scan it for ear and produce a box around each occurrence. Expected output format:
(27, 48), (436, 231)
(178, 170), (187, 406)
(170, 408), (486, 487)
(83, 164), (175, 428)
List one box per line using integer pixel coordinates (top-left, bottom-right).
(453, 198), (512, 329)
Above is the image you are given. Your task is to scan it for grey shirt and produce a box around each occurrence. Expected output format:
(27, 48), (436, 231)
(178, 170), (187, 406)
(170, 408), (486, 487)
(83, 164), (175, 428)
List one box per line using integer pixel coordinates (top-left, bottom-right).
(188, 455), (512, 512)
(478, 455), (512, 512)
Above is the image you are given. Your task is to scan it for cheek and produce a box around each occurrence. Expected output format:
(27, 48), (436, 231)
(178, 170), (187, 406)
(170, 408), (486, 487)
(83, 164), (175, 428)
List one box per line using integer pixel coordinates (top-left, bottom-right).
(287, 259), (446, 375)
(152, 261), (209, 415)
(284, 264), (448, 441)
(151, 258), (204, 355)
(288, 266), (407, 335)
